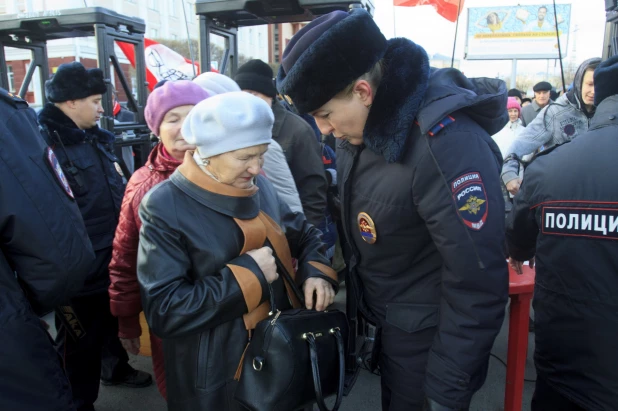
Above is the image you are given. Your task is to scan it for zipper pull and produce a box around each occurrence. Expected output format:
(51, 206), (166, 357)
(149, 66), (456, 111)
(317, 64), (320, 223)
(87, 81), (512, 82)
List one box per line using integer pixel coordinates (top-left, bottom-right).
(270, 310), (281, 326)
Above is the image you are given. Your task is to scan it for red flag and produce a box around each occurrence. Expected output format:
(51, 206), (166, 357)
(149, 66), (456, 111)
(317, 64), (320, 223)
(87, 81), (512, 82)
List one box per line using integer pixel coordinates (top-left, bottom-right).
(394, 0), (465, 23)
(116, 38), (205, 91)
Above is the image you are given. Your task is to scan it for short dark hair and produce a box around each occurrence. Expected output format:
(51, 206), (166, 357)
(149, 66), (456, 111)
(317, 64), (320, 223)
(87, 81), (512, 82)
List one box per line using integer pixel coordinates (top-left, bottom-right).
(340, 59), (386, 98)
(539, 6), (547, 12)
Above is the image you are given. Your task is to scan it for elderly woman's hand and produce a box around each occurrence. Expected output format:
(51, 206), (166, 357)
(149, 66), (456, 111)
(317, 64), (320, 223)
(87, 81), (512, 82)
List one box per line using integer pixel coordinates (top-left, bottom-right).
(247, 247), (278, 283)
(303, 278), (335, 311)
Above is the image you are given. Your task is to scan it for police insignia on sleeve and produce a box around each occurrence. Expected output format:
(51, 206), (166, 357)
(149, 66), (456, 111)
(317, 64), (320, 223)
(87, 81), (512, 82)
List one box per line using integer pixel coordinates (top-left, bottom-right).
(452, 172), (488, 231)
(45, 146), (74, 199)
(357, 212), (377, 244)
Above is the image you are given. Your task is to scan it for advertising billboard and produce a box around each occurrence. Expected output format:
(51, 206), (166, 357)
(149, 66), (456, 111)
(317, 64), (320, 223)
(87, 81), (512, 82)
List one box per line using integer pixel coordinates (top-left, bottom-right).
(465, 4), (571, 60)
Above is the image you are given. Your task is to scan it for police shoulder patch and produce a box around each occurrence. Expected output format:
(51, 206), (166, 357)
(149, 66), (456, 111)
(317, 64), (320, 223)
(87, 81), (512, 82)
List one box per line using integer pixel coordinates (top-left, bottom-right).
(451, 172), (488, 231)
(45, 146), (74, 199)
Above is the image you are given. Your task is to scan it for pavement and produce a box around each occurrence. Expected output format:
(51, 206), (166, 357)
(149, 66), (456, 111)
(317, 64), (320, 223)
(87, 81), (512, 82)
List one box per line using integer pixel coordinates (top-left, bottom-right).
(44, 283), (536, 411)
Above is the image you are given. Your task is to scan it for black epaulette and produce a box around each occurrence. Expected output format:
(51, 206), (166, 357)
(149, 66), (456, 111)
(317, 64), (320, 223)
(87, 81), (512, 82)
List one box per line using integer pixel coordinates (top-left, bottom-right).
(0, 88), (29, 108)
(415, 116), (456, 137)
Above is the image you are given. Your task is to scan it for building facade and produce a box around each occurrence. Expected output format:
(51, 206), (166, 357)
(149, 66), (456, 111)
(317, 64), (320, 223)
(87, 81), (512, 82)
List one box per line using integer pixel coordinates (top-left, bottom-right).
(0, 0), (270, 104)
(268, 22), (305, 66)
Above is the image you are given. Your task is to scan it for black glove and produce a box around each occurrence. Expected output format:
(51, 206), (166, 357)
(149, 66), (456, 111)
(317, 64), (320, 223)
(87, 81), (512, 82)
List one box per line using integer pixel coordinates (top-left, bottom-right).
(423, 397), (468, 411)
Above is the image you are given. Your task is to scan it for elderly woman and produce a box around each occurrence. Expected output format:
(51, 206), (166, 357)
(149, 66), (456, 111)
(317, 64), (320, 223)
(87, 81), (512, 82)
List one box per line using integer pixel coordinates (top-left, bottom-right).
(194, 71), (304, 215)
(108, 80), (209, 398)
(137, 91), (338, 410)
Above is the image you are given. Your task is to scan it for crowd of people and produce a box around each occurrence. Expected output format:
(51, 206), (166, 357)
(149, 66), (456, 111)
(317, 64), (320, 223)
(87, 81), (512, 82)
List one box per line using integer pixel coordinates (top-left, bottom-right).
(1, 7), (617, 411)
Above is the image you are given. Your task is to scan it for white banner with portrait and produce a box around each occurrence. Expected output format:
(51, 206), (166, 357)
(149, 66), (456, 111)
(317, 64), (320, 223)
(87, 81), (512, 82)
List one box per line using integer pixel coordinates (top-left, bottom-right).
(465, 4), (571, 60)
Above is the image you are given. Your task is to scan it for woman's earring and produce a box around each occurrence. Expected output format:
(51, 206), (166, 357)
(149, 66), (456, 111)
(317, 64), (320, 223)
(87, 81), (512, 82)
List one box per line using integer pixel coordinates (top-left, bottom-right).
(365, 103), (372, 109)
(203, 159), (210, 166)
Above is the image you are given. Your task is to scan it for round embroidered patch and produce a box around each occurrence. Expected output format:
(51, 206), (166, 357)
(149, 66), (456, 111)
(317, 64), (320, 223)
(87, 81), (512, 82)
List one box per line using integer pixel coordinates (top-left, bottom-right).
(357, 212), (377, 244)
(563, 124), (576, 136)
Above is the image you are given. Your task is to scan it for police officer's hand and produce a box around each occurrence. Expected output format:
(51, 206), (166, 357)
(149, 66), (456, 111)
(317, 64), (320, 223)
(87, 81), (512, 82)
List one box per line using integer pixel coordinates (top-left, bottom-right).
(509, 256), (535, 274)
(247, 247), (278, 284)
(120, 337), (141, 355)
(303, 277), (335, 311)
(506, 178), (522, 196)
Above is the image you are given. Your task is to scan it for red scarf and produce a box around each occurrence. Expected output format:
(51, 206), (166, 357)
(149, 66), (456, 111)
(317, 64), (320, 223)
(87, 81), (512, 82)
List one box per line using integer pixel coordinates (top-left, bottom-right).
(160, 145), (175, 161)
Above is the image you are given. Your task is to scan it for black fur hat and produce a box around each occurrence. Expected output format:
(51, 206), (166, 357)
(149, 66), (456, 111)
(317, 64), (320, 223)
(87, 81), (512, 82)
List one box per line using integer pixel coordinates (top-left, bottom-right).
(45, 61), (108, 103)
(276, 9), (387, 114)
(594, 55), (618, 106)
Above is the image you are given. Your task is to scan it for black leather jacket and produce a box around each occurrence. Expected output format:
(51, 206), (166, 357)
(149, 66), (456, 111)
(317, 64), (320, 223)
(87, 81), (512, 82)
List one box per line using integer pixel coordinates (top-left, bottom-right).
(137, 153), (338, 410)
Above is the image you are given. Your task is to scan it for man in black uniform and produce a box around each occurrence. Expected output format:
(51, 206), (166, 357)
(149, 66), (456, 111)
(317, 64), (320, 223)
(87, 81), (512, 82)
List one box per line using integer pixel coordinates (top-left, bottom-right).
(507, 55), (618, 411)
(0, 88), (95, 410)
(39, 62), (151, 411)
(277, 10), (509, 410)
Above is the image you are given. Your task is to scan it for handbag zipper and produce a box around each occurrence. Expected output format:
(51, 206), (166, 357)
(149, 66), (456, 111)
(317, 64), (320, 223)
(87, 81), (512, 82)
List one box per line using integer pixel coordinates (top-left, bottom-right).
(270, 310), (281, 325)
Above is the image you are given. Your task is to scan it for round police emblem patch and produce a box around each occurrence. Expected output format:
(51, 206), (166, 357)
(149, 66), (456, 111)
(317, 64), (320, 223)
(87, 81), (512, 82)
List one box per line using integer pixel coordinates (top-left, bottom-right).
(451, 172), (488, 231)
(357, 212), (377, 244)
(563, 124), (576, 136)
(45, 146), (74, 199)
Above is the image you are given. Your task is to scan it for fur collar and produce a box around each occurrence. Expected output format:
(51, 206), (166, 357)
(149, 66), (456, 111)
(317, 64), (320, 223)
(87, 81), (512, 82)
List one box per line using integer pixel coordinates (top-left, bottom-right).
(363, 38), (430, 163)
(39, 102), (114, 146)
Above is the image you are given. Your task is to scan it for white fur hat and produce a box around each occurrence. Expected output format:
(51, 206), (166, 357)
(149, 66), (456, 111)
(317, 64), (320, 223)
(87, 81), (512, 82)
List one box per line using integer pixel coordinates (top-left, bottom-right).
(182, 91), (273, 159)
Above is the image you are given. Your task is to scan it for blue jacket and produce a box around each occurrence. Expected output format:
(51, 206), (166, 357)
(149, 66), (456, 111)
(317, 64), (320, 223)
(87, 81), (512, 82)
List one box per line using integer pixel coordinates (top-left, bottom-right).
(501, 57), (600, 185)
(39, 103), (125, 295)
(337, 38), (509, 409)
(0, 89), (94, 410)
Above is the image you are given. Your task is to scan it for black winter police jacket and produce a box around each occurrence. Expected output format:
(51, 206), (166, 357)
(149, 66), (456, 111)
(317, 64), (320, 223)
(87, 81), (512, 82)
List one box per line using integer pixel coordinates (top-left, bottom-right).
(39, 103), (125, 296)
(0, 89), (94, 411)
(506, 95), (618, 411)
(337, 38), (509, 409)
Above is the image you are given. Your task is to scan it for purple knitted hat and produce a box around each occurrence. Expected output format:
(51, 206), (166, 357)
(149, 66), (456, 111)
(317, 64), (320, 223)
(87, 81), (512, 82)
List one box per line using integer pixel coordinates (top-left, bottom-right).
(145, 80), (210, 136)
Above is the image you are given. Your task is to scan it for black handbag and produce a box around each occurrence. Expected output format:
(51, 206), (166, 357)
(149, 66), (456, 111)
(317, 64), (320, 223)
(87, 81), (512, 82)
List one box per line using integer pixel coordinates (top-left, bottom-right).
(234, 255), (349, 411)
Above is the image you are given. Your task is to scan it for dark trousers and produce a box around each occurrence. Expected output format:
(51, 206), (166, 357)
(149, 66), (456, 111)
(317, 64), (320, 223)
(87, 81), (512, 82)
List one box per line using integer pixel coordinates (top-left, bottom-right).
(55, 292), (131, 410)
(531, 377), (586, 411)
(378, 323), (434, 411)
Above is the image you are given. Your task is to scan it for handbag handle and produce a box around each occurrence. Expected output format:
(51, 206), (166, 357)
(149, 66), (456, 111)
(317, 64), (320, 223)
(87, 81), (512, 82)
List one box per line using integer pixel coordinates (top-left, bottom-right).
(266, 252), (303, 314)
(305, 328), (345, 411)
(265, 240), (306, 308)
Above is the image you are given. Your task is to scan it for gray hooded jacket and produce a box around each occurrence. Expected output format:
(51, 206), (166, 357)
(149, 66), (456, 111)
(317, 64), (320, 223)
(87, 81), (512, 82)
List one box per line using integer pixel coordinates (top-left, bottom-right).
(501, 57), (601, 185)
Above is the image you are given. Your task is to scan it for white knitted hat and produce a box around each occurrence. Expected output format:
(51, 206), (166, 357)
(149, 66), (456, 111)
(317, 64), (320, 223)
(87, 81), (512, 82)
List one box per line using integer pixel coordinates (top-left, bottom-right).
(182, 91), (273, 159)
(192, 72), (241, 96)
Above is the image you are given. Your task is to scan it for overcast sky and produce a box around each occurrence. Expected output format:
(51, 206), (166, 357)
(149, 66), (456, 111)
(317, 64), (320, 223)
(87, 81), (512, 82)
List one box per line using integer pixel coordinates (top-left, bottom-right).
(372, 0), (607, 79)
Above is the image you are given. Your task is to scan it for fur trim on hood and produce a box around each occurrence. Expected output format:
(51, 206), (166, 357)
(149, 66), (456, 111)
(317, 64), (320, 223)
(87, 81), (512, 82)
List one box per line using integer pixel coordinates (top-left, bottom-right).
(363, 38), (508, 163)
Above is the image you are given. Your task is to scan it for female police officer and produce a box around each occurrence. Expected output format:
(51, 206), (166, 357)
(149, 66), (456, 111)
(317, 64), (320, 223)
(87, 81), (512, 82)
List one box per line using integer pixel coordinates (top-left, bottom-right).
(277, 9), (509, 411)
